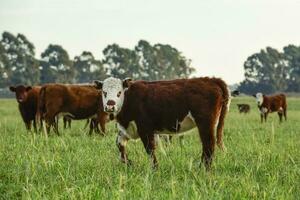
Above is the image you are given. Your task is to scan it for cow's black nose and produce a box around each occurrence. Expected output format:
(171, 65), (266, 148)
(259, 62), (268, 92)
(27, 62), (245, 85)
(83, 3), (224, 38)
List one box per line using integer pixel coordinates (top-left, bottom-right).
(107, 100), (116, 106)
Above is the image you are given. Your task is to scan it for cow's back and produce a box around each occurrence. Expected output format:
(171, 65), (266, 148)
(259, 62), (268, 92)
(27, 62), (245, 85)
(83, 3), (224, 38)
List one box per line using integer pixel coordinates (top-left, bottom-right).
(121, 77), (226, 132)
(267, 94), (287, 112)
(42, 84), (101, 119)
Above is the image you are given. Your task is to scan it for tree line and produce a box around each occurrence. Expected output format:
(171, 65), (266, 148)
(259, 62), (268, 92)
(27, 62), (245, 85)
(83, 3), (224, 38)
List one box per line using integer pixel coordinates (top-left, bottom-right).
(1, 31), (300, 94)
(238, 46), (300, 94)
(0, 31), (194, 87)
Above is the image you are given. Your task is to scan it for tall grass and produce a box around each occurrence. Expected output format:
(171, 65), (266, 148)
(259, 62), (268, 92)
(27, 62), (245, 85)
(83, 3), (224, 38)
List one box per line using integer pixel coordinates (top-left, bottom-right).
(0, 97), (299, 199)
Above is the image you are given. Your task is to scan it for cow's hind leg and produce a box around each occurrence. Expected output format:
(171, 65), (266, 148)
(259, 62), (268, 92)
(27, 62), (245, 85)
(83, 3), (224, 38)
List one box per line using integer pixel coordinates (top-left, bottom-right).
(196, 118), (215, 171)
(63, 117), (67, 129)
(68, 118), (71, 128)
(33, 118), (37, 133)
(88, 120), (94, 136)
(140, 133), (158, 169)
(283, 108), (287, 121)
(278, 112), (283, 123)
(25, 120), (31, 131)
(116, 132), (131, 165)
(44, 112), (57, 135)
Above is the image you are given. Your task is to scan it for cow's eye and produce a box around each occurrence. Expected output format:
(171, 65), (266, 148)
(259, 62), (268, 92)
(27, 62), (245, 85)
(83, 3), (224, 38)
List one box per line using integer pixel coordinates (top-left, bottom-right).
(103, 91), (107, 98)
(117, 91), (121, 97)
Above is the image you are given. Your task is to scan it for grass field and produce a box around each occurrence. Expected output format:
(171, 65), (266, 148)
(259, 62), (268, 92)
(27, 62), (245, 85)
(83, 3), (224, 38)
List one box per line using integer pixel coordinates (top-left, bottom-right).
(0, 97), (299, 199)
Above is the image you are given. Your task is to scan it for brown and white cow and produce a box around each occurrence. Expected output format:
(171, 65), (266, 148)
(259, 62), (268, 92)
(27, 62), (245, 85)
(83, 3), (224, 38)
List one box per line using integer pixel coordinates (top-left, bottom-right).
(237, 104), (250, 114)
(95, 77), (231, 170)
(9, 85), (41, 132)
(253, 93), (287, 123)
(39, 84), (108, 135)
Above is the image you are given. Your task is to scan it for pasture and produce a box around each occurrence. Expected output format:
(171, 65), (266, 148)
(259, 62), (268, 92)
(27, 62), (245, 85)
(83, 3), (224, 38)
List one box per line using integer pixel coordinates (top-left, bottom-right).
(0, 97), (299, 199)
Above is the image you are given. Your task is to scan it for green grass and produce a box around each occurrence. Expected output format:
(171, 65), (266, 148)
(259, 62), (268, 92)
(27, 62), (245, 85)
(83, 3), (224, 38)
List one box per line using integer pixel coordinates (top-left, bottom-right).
(0, 97), (299, 199)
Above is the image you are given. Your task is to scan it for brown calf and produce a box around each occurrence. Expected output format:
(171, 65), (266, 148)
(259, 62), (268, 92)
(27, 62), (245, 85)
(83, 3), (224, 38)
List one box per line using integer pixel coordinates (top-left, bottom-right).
(253, 93), (287, 123)
(96, 77), (231, 170)
(39, 84), (108, 135)
(237, 104), (250, 113)
(9, 85), (41, 132)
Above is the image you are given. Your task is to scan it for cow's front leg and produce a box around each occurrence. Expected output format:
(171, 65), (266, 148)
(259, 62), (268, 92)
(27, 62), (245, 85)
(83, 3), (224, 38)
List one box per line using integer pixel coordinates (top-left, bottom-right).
(264, 113), (268, 122)
(140, 133), (158, 169)
(116, 131), (131, 165)
(260, 113), (264, 123)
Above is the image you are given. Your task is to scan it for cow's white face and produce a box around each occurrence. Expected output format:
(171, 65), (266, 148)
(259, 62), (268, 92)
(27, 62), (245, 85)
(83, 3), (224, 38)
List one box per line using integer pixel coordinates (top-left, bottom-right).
(254, 93), (264, 106)
(102, 77), (124, 114)
(94, 77), (132, 116)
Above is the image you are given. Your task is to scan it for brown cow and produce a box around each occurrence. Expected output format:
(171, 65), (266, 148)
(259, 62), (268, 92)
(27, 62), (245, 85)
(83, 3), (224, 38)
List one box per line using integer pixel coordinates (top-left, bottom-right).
(237, 104), (250, 113)
(39, 84), (108, 135)
(95, 77), (231, 170)
(9, 85), (41, 132)
(253, 93), (287, 123)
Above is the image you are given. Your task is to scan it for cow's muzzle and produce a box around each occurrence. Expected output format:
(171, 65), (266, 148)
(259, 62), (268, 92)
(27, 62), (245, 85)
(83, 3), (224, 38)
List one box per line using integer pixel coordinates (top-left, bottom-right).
(105, 105), (115, 113)
(105, 100), (116, 113)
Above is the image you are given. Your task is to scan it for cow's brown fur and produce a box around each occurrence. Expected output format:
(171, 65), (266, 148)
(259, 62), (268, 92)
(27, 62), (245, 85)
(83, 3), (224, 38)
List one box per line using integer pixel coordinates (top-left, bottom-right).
(39, 84), (108, 135)
(237, 104), (250, 113)
(10, 85), (41, 132)
(257, 94), (287, 123)
(115, 77), (230, 170)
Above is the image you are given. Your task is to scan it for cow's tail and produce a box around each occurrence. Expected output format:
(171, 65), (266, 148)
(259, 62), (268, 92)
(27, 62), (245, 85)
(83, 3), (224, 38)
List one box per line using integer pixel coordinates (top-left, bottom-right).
(39, 86), (47, 117)
(211, 78), (231, 151)
(38, 86), (47, 134)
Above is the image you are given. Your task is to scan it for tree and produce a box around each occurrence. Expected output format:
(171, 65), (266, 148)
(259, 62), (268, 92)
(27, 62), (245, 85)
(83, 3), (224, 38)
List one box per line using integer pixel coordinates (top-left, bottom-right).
(0, 43), (10, 87)
(283, 45), (300, 92)
(40, 44), (74, 84)
(74, 51), (107, 83)
(0, 31), (39, 86)
(152, 43), (194, 80)
(102, 44), (141, 79)
(239, 47), (289, 94)
(135, 40), (194, 80)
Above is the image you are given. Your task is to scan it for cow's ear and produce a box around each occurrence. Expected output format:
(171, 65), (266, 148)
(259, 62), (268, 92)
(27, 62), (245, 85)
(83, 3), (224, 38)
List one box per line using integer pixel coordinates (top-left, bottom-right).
(252, 94), (256, 97)
(94, 80), (103, 89)
(26, 86), (32, 91)
(9, 86), (16, 92)
(123, 78), (132, 88)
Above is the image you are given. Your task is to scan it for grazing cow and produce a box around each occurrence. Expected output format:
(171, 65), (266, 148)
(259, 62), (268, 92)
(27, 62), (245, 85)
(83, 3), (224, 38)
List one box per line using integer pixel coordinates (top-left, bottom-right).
(39, 84), (108, 135)
(237, 104), (250, 113)
(95, 77), (231, 170)
(9, 85), (41, 132)
(253, 93), (287, 123)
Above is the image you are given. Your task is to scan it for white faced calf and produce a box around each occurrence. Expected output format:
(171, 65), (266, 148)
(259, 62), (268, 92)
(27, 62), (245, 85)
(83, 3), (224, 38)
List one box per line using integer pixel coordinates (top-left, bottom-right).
(253, 93), (287, 123)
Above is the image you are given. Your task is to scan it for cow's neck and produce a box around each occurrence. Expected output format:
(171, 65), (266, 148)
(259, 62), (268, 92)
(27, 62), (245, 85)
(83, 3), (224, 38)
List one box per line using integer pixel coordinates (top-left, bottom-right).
(116, 91), (135, 129)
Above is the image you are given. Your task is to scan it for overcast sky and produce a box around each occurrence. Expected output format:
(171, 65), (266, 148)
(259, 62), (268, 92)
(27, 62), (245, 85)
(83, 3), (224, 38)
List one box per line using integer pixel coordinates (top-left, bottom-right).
(1, 0), (300, 84)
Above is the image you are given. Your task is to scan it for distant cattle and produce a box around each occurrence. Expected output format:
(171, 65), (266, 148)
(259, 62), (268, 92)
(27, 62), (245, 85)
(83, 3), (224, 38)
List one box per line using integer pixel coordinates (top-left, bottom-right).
(95, 77), (232, 170)
(253, 93), (287, 123)
(39, 84), (108, 135)
(9, 85), (41, 132)
(237, 104), (250, 113)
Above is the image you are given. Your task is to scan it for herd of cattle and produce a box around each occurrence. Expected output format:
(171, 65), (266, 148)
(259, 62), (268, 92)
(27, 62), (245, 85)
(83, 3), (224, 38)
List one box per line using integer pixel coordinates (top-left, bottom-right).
(9, 77), (287, 170)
